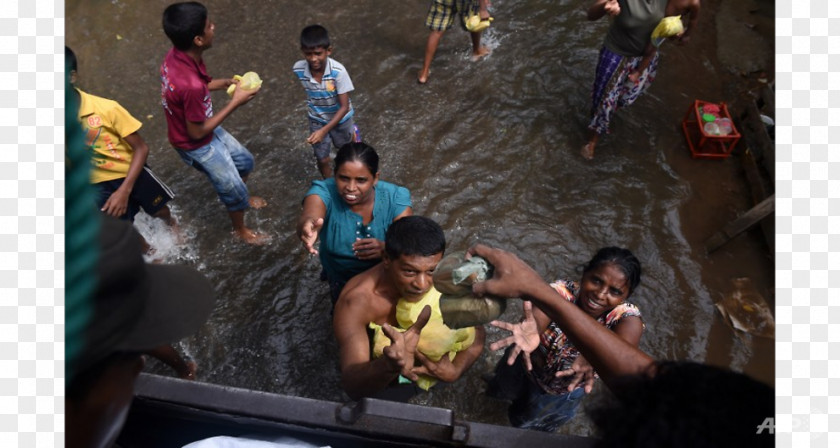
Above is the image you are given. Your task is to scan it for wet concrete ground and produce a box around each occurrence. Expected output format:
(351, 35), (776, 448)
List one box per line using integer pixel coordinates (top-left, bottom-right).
(661, 0), (775, 386)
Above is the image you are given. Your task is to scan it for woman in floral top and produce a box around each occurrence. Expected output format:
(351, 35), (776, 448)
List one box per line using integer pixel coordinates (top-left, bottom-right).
(486, 247), (645, 432)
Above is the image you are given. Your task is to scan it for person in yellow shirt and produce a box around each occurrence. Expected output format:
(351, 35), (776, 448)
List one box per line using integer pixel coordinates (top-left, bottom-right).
(67, 47), (177, 253)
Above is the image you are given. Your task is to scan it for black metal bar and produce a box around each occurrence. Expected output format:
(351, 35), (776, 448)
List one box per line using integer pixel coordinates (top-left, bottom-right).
(120, 373), (597, 448)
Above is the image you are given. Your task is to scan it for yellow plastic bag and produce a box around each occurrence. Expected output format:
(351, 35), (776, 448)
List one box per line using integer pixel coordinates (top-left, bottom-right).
(396, 288), (443, 328)
(464, 14), (493, 33)
(370, 287), (476, 390)
(226, 71), (263, 97)
(651, 16), (684, 40)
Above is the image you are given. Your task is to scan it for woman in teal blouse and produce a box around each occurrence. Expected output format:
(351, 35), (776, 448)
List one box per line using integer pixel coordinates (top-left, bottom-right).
(297, 142), (413, 304)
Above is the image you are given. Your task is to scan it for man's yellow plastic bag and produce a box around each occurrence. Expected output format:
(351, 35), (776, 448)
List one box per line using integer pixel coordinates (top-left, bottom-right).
(369, 288), (476, 390)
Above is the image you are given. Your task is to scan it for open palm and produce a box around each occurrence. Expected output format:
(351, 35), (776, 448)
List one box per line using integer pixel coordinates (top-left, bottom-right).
(489, 301), (540, 370)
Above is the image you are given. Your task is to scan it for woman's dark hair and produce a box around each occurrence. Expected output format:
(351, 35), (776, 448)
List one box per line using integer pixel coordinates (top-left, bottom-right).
(300, 24), (330, 49)
(334, 142), (379, 176)
(385, 216), (445, 260)
(162, 1), (208, 51)
(582, 247), (642, 296)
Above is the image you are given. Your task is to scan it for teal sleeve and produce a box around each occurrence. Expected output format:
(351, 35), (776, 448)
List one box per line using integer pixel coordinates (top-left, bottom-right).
(393, 185), (412, 218)
(305, 178), (334, 214)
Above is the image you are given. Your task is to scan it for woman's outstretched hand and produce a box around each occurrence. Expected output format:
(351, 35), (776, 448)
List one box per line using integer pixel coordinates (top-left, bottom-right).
(299, 217), (324, 255)
(555, 354), (596, 393)
(489, 300), (540, 371)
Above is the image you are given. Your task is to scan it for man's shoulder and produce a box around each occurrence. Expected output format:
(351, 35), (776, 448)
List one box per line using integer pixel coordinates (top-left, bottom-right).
(335, 290), (379, 331)
(336, 268), (391, 319)
(339, 269), (379, 303)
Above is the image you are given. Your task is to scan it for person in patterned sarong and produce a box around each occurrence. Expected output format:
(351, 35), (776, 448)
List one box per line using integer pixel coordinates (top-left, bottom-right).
(582, 0), (700, 160)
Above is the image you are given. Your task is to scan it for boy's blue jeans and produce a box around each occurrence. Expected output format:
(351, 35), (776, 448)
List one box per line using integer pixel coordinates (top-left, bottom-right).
(175, 127), (254, 212)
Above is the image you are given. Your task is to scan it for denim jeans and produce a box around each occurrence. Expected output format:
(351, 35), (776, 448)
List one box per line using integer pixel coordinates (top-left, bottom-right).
(176, 127), (254, 212)
(509, 380), (586, 432)
(487, 347), (587, 432)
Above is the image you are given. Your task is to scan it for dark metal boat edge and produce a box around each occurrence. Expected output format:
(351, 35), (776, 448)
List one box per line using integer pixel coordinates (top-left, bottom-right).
(118, 373), (597, 447)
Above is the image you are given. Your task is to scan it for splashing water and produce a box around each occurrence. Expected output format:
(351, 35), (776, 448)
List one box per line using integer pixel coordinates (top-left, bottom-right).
(133, 205), (199, 264)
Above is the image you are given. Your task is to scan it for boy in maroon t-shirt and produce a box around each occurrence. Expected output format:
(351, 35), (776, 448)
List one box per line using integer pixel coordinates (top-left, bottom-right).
(160, 1), (268, 244)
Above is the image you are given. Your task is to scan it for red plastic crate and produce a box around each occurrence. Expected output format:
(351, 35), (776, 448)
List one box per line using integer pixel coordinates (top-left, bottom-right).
(682, 99), (741, 159)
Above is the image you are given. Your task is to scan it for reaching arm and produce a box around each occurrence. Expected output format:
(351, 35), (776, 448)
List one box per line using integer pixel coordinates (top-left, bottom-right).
(144, 344), (196, 380)
(588, 0), (621, 21)
(678, 0), (701, 44)
(556, 313), (645, 391)
(468, 244), (655, 390)
(207, 78), (233, 91)
(307, 92), (351, 145)
(489, 300), (545, 371)
(99, 132), (148, 217)
(297, 195), (327, 255)
(185, 79), (259, 141)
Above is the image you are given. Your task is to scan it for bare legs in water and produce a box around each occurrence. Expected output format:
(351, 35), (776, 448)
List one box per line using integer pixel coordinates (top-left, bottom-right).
(418, 29), (490, 84)
(232, 174), (269, 245)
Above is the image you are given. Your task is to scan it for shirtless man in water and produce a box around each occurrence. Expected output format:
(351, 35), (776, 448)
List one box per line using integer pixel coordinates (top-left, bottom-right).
(333, 216), (485, 400)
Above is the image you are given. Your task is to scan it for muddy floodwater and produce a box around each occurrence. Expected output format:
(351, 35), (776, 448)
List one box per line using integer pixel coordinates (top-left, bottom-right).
(66, 0), (775, 436)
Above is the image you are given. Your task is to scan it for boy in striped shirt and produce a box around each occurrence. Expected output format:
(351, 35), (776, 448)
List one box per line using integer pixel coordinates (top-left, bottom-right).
(293, 25), (359, 179)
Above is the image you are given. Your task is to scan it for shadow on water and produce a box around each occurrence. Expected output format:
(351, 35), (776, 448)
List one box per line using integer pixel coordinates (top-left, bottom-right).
(68, 0), (774, 437)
